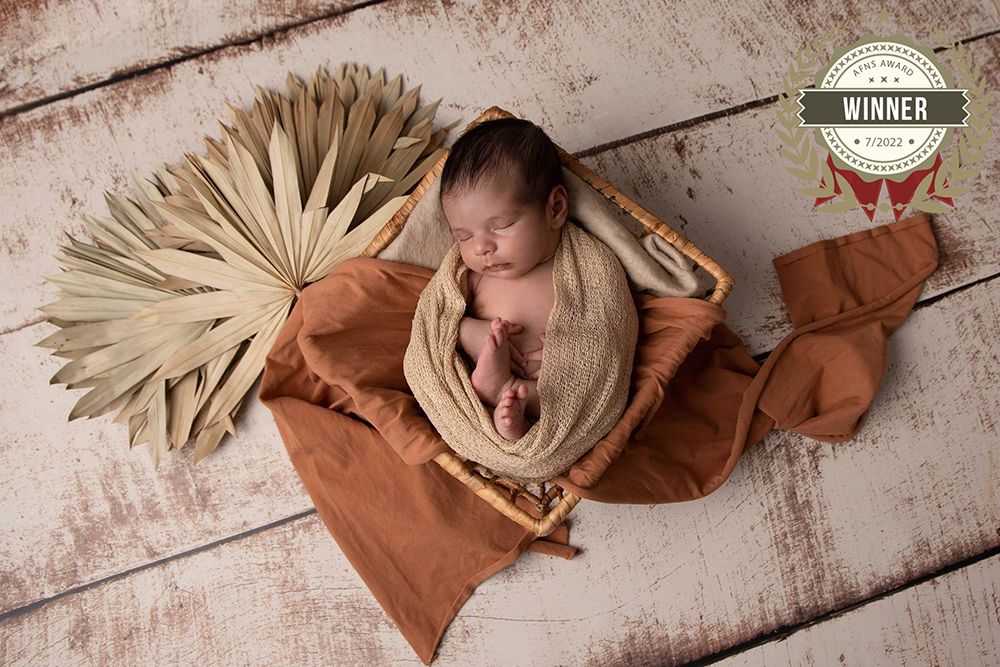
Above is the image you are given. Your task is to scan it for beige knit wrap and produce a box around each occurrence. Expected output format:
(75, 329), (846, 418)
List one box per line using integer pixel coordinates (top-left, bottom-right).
(402, 221), (639, 483)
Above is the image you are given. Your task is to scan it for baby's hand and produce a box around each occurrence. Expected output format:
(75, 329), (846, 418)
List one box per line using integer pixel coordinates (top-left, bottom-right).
(520, 333), (545, 380)
(492, 318), (530, 377)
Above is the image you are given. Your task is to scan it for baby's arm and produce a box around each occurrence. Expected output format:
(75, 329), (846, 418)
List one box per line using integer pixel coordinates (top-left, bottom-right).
(457, 316), (492, 361)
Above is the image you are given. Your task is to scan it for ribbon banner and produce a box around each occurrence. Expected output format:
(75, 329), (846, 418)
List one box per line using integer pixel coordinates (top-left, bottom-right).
(797, 89), (970, 126)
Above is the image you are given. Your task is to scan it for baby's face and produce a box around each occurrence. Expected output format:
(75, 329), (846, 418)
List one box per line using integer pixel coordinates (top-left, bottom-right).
(441, 174), (567, 280)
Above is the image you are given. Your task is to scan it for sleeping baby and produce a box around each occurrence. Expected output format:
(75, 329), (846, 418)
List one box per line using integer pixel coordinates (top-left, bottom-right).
(438, 118), (572, 441)
(403, 115), (639, 480)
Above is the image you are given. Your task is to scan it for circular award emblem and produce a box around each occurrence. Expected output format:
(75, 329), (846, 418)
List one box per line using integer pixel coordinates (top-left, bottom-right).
(797, 33), (969, 177)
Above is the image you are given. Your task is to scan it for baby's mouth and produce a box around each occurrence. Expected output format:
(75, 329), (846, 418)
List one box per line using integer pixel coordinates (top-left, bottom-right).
(484, 263), (510, 272)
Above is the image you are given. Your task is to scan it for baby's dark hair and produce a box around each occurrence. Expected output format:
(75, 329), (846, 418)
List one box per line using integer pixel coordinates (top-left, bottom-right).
(438, 117), (565, 211)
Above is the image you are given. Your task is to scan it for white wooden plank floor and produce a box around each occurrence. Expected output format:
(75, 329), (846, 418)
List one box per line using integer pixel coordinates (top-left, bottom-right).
(716, 555), (1000, 666)
(2, 1), (998, 664)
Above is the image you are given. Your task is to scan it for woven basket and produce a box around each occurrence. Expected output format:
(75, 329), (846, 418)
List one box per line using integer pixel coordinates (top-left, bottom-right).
(362, 106), (733, 536)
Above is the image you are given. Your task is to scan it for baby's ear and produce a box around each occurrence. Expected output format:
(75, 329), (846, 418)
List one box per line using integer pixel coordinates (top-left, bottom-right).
(549, 184), (570, 225)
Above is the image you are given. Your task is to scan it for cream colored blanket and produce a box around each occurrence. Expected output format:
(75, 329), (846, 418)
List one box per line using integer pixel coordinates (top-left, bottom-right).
(402, 221), (639, 483)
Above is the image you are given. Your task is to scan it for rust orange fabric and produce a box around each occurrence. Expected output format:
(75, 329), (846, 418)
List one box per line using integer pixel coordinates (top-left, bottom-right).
(258, 212), (938, 664)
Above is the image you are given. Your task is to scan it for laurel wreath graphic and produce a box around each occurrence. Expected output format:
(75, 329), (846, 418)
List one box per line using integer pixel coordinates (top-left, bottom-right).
(776, 27), (855, 211)
(912, 37), (994, 213)
(775, 20), (993, 217)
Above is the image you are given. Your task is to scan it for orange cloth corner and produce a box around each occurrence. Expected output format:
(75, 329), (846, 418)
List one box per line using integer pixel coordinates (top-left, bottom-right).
(258, 212), (938, 664)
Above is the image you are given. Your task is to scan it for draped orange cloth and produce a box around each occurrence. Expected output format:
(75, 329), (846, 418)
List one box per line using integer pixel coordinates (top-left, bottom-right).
(258, 212), (938, 663)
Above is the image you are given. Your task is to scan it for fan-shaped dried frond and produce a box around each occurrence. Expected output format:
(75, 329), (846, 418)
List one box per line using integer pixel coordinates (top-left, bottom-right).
(37, 63), (459, 467)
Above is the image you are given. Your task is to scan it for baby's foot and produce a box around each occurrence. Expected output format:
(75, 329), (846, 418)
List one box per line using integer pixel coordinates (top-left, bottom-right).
(494, 384), (529, 440)
(470, 317), (517, 407)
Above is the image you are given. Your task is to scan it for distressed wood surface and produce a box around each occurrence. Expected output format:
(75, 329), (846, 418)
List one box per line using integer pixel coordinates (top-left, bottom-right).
(2, 1), (999, 331)
(4, 0), (992, 117)
(2, 278), (996, 664)
(0, 321), (308, 609)
(716, 555), (1000, 665)
(0, 0), (358, 114)
(5, 66), (998, 611)
(1, 0), (998, 663)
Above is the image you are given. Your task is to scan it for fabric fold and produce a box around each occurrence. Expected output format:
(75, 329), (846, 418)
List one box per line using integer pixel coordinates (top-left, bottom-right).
(259, 212), (938, 664)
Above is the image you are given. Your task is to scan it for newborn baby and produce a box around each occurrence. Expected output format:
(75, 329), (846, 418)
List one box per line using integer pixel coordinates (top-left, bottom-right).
(437, 117), (568, 441)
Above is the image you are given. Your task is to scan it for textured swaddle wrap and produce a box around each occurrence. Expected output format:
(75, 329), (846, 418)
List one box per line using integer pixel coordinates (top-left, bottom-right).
(403, 221), (639, 483)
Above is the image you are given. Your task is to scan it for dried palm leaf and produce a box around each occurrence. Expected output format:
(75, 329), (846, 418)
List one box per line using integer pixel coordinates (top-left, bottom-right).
(37, 63), (460, 467)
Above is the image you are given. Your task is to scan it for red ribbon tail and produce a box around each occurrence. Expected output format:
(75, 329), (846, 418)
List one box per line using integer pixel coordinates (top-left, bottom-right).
(836, 166), (883, 222)
(813, 154), (841, 208)
(884, 153), (954, 222)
